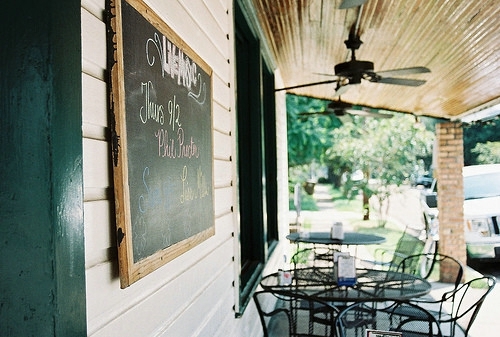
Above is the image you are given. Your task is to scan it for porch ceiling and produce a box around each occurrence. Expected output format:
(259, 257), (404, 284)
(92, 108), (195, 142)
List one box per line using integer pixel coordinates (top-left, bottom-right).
(250, 0), (500, 121)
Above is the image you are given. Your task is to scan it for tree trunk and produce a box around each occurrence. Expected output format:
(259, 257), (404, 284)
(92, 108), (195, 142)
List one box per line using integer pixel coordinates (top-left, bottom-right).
(363, 191), (370, 220)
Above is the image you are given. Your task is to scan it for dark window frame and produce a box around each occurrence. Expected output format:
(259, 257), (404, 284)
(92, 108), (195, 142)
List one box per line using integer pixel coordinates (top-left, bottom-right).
(234, 1), (279, 315)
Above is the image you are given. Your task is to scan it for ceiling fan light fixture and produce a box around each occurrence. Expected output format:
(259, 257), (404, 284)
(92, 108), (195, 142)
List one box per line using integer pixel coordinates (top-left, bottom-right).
(327, 100), (352, 110)
(327, 107), (347, 116)
(334, 60), (374, 75)
(334, 60), (374, 82)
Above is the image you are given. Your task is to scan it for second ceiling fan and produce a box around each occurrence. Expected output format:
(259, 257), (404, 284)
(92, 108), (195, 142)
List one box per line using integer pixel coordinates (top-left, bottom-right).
(298, 99), (393, 119)
(277, 31), (431, 96)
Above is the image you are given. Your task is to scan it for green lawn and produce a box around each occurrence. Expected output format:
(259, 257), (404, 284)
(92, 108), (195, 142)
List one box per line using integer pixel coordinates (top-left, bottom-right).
(290, 184), (403, 248)
(289, 192), (319, 211)
(289, 185), (362, 212)
(351, 219), (404, 257)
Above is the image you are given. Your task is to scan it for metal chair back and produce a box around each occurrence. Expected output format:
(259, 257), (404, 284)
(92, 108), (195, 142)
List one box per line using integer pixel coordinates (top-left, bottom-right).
(336, 299), (443, 337)
(253, 289), (339, 337)
(387, 230), (426, 271)
(363, 228), (425, 271)
(436, 276), (496, 336)
(396, 253), (464, 289)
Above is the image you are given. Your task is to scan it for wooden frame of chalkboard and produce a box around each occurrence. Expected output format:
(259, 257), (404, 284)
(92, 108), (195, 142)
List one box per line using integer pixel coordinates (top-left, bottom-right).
(108, 0), (214, 288)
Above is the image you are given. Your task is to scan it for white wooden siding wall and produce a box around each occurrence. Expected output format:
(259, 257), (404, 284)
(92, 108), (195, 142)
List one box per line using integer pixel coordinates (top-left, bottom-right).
(274, 72), (289, 245)
(80, 0), (269, 335)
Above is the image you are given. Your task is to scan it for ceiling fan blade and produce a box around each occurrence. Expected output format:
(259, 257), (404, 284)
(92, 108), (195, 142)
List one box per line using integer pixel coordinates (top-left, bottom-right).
(347, 108), (393, 118)
(297, 111), (330, 116)
(375, 77), (427, 86)
(299, 108), (351, 117)
(334, 84), (351, 96)
(327, 100), (353, 110)
(313, 72), (337, 77)
(339, 0), (368, 9)
(375, 66), (430, 77)
(275, 79), (339, 91)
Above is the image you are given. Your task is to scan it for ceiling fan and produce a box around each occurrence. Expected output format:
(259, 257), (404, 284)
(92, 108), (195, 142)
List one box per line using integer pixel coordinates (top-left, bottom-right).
(298, 99), (393, 119)
(276, 32), (430, 96)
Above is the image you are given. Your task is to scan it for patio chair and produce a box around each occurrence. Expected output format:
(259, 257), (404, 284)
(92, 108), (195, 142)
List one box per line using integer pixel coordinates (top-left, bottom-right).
(409, 276), (496, 337)
(335, 299), (443, 337)
(396, 253), (464, 289)
(253, 289), (339, 337)
(290, 246), (341, 271)
(360, 228), (425, 271)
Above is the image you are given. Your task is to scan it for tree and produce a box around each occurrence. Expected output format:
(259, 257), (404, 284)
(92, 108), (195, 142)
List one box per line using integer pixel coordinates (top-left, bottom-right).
(463, 118), (500, 165)
(326, 114), (435, 225)
(286, 94), (436, 222)
(287, 94), (341, 184)
(471, 141), (500, 164)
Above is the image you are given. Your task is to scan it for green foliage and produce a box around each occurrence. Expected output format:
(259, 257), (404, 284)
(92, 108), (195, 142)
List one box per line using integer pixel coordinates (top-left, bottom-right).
(463, 118), (500, 165)
(471, 141), (500, 164)
(326, 114), (435, 223)
(286, 94), (436, 223)
(327, 114), (434, 185)
(287, 94), (342, 168)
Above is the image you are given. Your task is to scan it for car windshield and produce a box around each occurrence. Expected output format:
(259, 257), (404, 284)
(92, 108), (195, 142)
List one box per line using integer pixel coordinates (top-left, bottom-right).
(464, 171), (500, 200)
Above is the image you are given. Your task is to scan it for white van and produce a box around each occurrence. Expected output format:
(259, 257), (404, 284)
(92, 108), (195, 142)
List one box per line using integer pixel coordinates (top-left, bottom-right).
(421, 164), (500, 261)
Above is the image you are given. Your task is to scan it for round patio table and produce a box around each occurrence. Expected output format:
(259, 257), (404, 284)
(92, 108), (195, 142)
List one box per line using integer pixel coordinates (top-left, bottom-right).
(260, 266), (431, 302)
(287, 232), (386, 267)
(287, 231), (386, 246)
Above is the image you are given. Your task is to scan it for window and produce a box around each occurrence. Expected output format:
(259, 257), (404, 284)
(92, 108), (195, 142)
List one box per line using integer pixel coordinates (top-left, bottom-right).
(234, 1), (278, 314)
(262, 61), (278, 252)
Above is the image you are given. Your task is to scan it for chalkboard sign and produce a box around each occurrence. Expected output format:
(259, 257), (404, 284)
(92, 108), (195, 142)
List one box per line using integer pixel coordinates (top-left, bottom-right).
(109, 0), (214, 288)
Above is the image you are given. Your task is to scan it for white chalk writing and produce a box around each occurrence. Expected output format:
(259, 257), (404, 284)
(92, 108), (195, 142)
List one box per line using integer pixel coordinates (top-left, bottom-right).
(145, 33), (199, 90)
(139, 81), (164, 125)
(180, 165), (209, 204)
(155, 128), (200, 159)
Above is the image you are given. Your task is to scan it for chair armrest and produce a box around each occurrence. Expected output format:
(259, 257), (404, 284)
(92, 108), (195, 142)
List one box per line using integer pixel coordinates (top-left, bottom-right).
(374, 247), (396, 262)
(357, 249), (394, 270)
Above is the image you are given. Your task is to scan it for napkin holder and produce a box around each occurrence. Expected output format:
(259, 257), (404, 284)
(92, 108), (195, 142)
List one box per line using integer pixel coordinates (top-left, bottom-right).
(335, 254), (356, 286)
(278, 269), (292, 285)
(330, 221), (344, 240)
